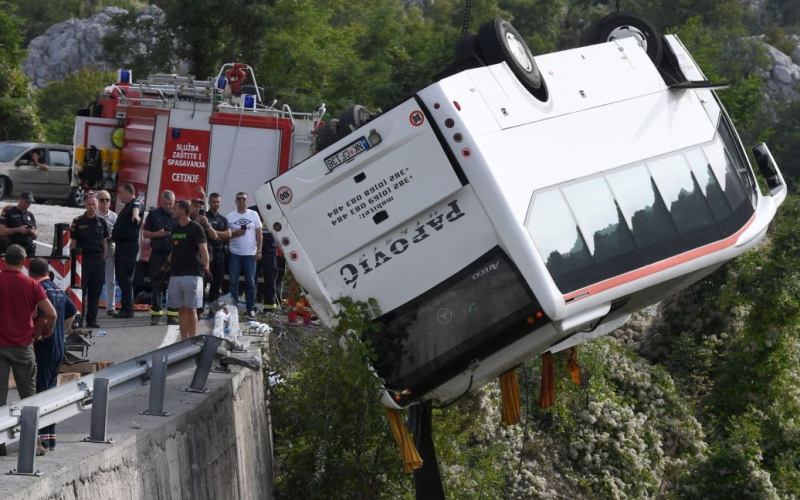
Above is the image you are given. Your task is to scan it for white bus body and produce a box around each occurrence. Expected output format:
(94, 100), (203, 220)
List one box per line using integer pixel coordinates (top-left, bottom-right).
(255, 35), (786, 408)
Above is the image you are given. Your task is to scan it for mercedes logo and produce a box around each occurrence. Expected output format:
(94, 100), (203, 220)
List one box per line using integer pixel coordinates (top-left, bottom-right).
(436, 308), (453, 325)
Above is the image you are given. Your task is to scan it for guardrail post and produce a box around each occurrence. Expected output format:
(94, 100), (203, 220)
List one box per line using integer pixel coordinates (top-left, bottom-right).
(183, 336), (221, 394)
(141, 355), (170, 416)
(7, 406), (43, 476)
(84, 378), (114, 444)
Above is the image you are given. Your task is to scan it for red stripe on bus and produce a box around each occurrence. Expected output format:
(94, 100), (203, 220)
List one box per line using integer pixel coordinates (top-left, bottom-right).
(563, 215), (756, 303)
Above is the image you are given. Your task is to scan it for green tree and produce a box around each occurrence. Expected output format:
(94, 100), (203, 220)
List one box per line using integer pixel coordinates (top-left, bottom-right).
(36, 66), (116, 144)
(0, 1), (42, 142)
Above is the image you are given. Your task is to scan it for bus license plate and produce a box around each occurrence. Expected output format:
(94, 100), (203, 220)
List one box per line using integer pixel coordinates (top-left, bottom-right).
(324, 137), (371, 171)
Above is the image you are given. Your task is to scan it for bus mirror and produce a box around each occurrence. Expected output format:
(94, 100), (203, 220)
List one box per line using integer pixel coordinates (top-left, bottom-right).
(752, 143), (782, 190)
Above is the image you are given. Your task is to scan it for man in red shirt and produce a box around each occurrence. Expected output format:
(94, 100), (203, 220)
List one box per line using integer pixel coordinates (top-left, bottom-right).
(0, 244), (57, 412)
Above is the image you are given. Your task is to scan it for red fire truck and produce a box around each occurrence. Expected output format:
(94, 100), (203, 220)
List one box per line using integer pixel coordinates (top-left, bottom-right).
(72, 63), (324, 214)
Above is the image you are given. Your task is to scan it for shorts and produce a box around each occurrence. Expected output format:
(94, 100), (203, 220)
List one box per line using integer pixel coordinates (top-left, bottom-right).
(168, 275), (203, 309)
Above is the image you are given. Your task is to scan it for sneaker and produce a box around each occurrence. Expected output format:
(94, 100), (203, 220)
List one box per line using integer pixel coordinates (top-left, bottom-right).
(106, 310), (115, 316)
(245, 311), (256, 320)
(310, 315), (321, 326)
(150, 315), (161, 326)
(167, 316), (179, 326)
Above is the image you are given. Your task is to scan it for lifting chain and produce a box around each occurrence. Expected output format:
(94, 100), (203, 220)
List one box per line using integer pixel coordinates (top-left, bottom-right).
(461, 0), (473, 39)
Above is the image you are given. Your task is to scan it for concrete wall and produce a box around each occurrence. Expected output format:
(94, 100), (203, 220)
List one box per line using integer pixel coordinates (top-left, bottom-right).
(3, 362), (272, 500)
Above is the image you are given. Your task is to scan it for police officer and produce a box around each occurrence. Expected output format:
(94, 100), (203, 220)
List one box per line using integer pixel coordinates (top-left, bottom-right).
(192, 189), (230, 316)
(143, 190), (178, 325)
(70, 194), (108, 328)
(111, 183), (143, 319)
(0, 191), (38, 257)
(250, 203), (280, 315)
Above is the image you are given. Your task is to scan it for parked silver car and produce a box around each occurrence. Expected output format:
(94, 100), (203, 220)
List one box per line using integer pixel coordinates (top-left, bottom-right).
(0, 141), (85, 206)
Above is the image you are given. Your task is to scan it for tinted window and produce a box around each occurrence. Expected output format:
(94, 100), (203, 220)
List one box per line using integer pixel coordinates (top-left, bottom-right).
(49, 150), (71, 167)
(368, 248), (541, 396)
(717, 119), (757, 205)
(0, 144), (26, 163)
(528, 143), (756, 294)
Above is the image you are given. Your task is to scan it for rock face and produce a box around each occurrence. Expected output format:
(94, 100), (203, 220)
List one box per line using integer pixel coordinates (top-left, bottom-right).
(22, 5), (168, 88)
(758, 40), (800, 102)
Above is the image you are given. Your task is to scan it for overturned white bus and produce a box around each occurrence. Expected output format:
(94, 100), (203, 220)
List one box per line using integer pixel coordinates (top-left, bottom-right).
(255, 16), (787, 409)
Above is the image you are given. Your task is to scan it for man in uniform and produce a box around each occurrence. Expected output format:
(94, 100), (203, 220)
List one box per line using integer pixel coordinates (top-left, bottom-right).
(168, 201), (209, 339)
(30, 258), (77, 451)
(0, 245), (56, 457)
(205, 193), (231, 307)
(0, 191), (38, 257)
(189, 196), (224, 317)
(70, 194), (108, 328)
(111, 184), (142, 319)
(250, 204), (280, 315)
(143, 190), (178, 325)
(96, 190), (117, 316)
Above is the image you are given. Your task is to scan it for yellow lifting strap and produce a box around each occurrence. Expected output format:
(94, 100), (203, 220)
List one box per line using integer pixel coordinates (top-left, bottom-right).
(566, 346), (582, 386)
(384, 408), (423, 474)
(499, 369), (522, 426)
(539, 352), (556, 408)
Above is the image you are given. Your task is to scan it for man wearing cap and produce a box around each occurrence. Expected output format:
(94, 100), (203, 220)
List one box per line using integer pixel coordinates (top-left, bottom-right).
(29, 257), (77, 451)
(70, 194), (108, 328)
(189, 195), (225, 317)
(0, 245), (57, 457)
(227, 192), (262, 320)
(111, 183), (143, 319)
(0, 191), (38, 257)
(143, 190), (178, 325)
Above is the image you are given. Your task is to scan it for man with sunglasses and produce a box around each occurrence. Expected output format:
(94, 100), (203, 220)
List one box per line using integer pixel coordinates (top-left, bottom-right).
(96, 190), (117, 316)
(226, 192), (262, 320)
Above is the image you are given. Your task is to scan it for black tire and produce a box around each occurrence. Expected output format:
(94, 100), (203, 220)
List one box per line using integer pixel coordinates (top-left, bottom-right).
(315, 119), (340, 152)
(586, 12), (663, 66)
(0, 177), (9, 200)
(455, 33), (483, 62)
(69, 187), (86, 208)
(478, 18), (546, 101)
(338, 105), (371, 131)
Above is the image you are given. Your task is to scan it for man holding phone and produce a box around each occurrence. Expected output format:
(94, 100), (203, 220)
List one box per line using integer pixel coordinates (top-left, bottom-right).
(142, 190), (177, 325)
(0, 191), (38, 257)
(226, 192), (262, 320)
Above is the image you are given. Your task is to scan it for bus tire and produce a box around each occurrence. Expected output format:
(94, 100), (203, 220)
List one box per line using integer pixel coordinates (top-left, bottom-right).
(586, 12), (663, 66)
(455, 33), (483, 62)
(316, 119), (340, 152)
(339, 105), (371, 131)
(478, 18), (547, 101)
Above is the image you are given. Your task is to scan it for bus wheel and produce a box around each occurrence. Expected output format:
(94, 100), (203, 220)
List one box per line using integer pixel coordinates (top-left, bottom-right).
(478, 18), (547, 101)
(339, 105), (371, 131)
(455, 33), (483, 62)
(586, 12), (663, 66)
(315, 119), (340, 152)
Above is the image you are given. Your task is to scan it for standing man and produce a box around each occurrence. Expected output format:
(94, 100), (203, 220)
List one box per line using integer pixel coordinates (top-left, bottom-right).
(250, 204), (280, 315)
(168, 201), (209, 339)
(111, 184), (142, 319)
(96, 190), (118, 316)
(205, 192), (231, 308)
(227, 192), (262, 320)
(0, 191), (38, 257)
(70, 194), (108, 328)
(29, 258), (77, 451)
(0, 245), (56, 457)
(143, 190), (178, 326)
(189, 196), (223, 317)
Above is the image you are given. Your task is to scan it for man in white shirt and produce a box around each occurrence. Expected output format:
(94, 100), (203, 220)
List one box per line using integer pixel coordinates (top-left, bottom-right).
(96, 190), (118, 316)
(226, 192), (262, 320)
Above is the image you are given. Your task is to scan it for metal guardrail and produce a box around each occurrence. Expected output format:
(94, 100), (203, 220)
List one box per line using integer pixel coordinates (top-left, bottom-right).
(1, 335), (260, 477)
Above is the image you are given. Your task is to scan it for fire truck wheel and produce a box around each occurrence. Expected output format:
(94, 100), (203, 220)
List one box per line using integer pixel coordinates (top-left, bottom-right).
(69, 187), (86, 208)
(455, 33), (483, 62)
(338, 105), (371, 130)
(316, 119), (340, 152)
(586, 12), (663, 66)
(0, 177), (9, 200)
(478, 18), (547, 101)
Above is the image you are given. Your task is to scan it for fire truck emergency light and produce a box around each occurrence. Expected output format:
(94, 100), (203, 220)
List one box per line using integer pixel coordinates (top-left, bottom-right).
(243, 94), (256, 109)
(117, 69), (132, 84)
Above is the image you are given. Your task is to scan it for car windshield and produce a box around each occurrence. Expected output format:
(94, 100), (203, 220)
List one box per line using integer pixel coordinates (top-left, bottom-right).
(0, 144), (26, 163)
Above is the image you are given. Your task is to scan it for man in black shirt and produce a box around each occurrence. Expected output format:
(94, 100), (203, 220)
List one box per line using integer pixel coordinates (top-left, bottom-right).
(168, 200), (209, 339)
(143, 190), (178, 326)
(250, 204), (280, 314)
(197, 192), (230, 306)
(0, 191), (38, 257)
(111, 184), (143, 318)
(70, 194), (108, 328)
